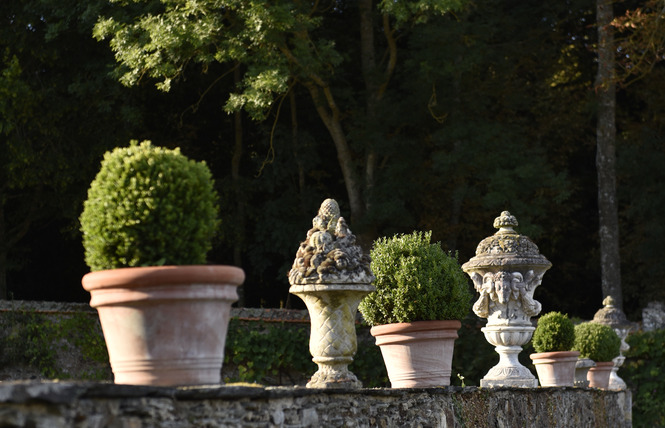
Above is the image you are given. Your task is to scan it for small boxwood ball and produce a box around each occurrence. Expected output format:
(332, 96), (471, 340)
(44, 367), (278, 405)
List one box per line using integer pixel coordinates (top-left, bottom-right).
(532, 311), (575, 353)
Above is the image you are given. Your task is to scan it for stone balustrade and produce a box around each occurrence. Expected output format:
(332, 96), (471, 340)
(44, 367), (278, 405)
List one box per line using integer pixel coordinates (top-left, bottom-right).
(0, 301), (634, 426)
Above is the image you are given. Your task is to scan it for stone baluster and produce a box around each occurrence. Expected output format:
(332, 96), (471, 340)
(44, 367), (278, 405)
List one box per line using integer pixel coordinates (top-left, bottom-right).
(591, 296), (636, 390)
(288, 199), (375, 388)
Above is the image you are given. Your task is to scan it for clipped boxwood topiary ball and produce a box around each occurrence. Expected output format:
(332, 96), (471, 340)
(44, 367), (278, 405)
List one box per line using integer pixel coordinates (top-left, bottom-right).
(358, 231), (472, 326)
(532, 311), (575, 353)
(80, 140), (220, 271)
(573, 322), (621, 362)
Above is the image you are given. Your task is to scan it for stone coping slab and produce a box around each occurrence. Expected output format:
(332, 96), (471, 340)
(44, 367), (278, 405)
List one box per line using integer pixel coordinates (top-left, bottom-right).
(0, 381), (632, 427)
(0, 300), (312, 323)
(0, 380), (622, 402)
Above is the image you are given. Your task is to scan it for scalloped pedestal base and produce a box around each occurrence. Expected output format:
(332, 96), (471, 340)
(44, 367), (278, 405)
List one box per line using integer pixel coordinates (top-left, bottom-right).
(480, 364), (538, 388)
(480, 326), (538, 388)
(306, 364), (362, 389)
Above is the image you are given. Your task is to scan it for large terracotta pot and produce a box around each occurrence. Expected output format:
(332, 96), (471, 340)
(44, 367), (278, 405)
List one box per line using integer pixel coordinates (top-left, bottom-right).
(370, 320), (461, 388)
(587, 361), (615, 389)
(530, 351), (580, 387)
(82, 265), (244, 386)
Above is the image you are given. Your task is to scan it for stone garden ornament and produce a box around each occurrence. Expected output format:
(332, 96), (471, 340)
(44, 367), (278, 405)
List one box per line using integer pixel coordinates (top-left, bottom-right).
(289, 199), (375, 388)
(463, 211), (551, 387)
(592, 296), (635, 390)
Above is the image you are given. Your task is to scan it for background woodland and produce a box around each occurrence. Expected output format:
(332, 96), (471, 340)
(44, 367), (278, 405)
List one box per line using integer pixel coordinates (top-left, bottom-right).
(2, 0), (665, 321)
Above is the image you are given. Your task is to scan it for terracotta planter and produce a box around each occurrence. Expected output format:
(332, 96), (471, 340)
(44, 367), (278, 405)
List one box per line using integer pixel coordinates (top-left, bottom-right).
(370, 320), (461, 388)
(82, 265), (244, 386)
(530, 351), (580, 387)
(587, 361), (615, 389)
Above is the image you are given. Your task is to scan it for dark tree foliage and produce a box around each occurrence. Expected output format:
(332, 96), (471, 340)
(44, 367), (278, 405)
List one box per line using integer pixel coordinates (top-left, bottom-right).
(0, 0), (144, 300)
(0, 0), (663, 323)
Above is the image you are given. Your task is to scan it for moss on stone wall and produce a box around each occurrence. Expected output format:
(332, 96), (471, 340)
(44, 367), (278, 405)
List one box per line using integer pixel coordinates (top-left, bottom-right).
(0, 302), (389, 387)
(0, 309), (110, 380)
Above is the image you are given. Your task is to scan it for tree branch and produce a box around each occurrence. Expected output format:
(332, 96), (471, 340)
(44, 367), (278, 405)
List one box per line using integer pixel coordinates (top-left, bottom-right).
(378, 13), (398, 99)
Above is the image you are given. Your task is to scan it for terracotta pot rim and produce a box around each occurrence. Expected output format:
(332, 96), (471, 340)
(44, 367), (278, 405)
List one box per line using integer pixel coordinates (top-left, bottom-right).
(589, 361), (615, 368)
(370, 320), (462, 337)
(82, 265), (245, 291)
(530, 350), (580, 360)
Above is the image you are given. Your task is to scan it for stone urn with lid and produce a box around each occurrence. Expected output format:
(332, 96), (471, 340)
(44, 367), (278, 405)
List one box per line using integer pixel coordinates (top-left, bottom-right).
(462, 211), (551, 387)
(288, 199), (375, 388)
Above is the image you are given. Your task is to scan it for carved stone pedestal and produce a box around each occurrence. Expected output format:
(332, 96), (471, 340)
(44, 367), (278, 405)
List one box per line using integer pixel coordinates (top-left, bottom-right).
(462, 212), (551, 388)
(289, 283), (374, 388)
(288, 199), (375, 389)
(481, 325), (538, 387)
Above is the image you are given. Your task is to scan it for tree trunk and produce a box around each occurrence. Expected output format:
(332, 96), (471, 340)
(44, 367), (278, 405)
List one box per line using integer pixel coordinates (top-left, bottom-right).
(291, 2), (401, 240)
(596, 0), (623, 310)
(359, 0), (378, 234)
(0, 206), (7, 299)
(302, 82), (365, 227)
(231, 66), (246, 306)
(290, 90), (306, 214)
(359, 0), (376, 93)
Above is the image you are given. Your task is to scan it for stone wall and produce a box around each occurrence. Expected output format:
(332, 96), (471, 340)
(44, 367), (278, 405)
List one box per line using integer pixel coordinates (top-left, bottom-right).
(0, 301), (313, 383)
(0, 302), (634, 427)
(0, 381), (631, 428)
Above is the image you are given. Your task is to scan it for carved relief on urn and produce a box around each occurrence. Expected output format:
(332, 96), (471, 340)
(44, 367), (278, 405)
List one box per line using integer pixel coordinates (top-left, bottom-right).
(288, 199), (375, 388)
(463, 211), (551, 387)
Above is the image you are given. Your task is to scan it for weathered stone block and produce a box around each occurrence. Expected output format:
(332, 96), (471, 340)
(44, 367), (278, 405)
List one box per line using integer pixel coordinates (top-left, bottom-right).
(0, 382), (631, 428)
(642, 301), (665, 332)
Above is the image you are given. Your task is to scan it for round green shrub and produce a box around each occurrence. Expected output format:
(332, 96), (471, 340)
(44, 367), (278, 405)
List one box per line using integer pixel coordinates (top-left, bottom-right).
(573, 322), (621, 362)
(80, 140), (220, 271)
(532, 311), (575, 353)
(358, 231), (472, 326)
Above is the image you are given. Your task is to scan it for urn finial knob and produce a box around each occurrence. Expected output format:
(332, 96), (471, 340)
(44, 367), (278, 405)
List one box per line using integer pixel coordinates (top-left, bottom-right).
(493, 211), (518, 231)
(603, 296), (615, 308)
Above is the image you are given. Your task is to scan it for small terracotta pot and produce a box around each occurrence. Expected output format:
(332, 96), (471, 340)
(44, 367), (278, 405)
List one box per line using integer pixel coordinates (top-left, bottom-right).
(370, 320), (461, 388)
(587, 361), (615, 389)
(530, 351), (580, 387)
(82, 265), (244, 386)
